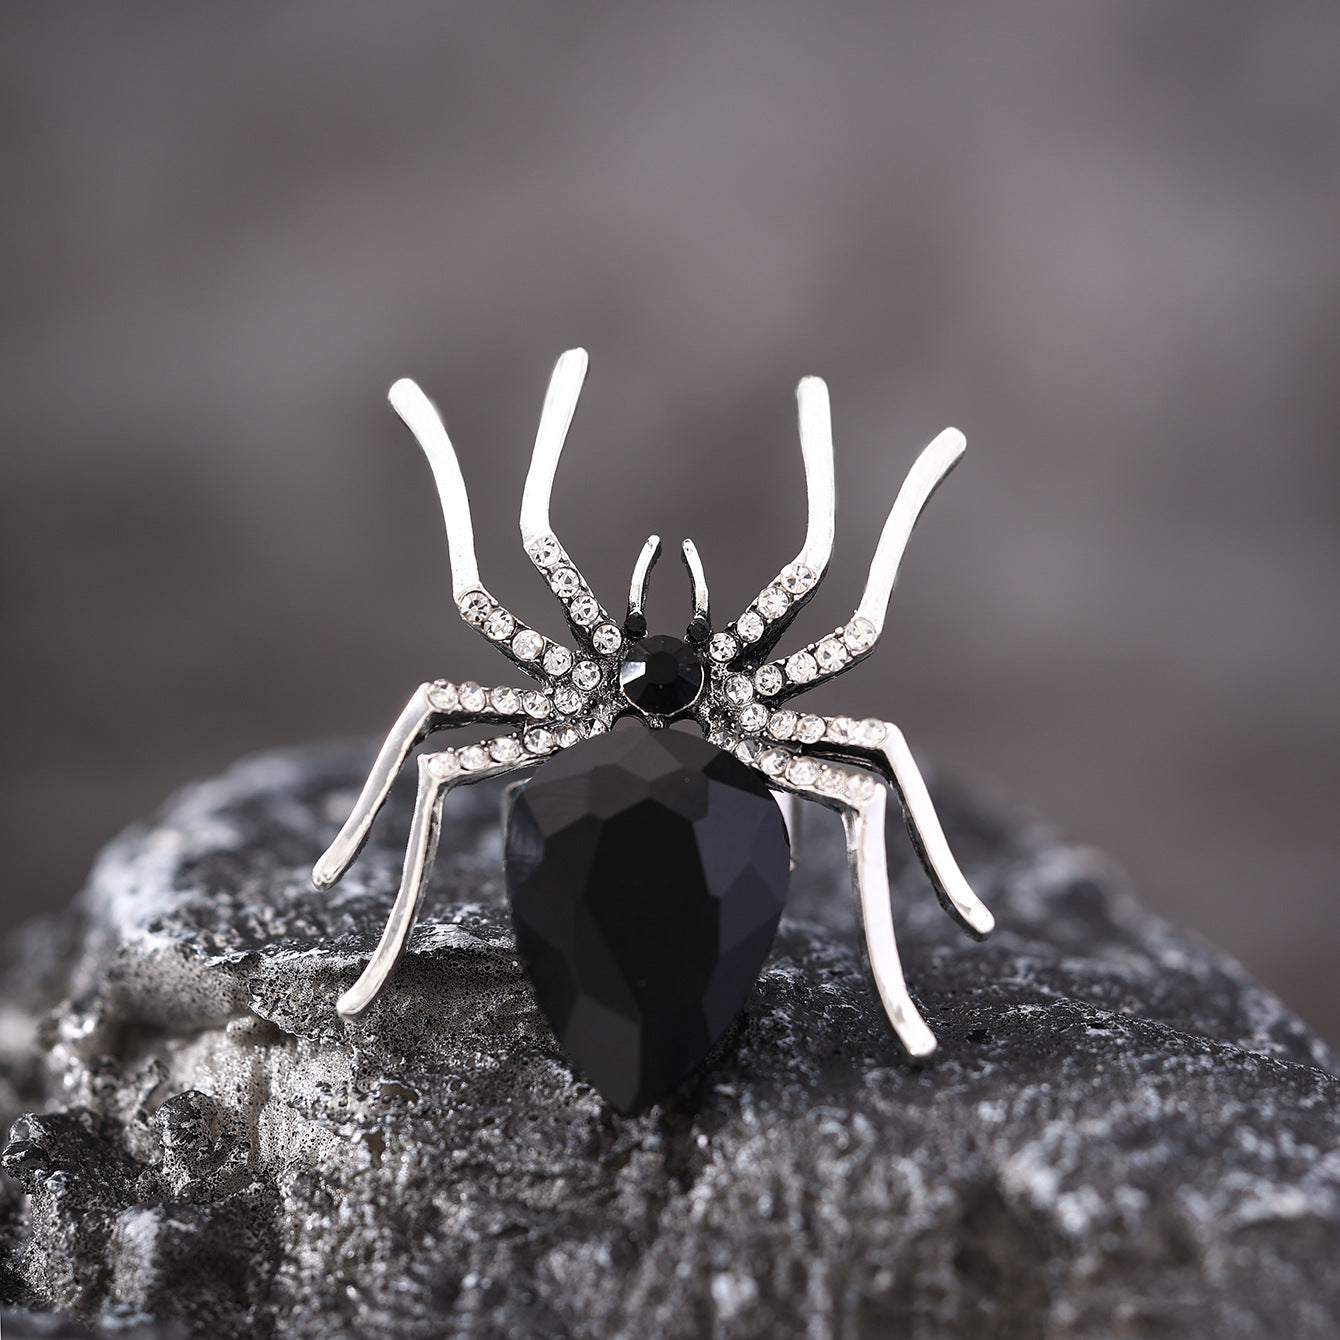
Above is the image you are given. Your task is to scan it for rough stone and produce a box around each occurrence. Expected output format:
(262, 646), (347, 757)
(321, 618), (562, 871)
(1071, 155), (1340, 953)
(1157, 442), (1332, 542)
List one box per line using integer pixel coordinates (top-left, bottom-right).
(0, 737), (1337, 1338)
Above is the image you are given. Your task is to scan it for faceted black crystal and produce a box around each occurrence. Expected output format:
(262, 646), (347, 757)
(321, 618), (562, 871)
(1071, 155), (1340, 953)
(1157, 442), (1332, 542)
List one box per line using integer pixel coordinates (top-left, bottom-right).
(504, 729), (790, 1114)
(618, 635), (705, 716)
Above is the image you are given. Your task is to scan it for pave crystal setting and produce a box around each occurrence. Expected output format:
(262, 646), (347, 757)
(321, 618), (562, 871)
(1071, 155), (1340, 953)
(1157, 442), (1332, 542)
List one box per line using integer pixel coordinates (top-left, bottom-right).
(504, 729), (790, 1114)
(317, 350), (992, 1104)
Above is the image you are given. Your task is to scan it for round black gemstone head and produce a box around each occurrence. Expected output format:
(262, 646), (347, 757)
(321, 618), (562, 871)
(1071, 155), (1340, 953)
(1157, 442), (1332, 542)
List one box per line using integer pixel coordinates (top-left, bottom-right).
(617, 635), (705, 717)
(504, 729), (791, 1115)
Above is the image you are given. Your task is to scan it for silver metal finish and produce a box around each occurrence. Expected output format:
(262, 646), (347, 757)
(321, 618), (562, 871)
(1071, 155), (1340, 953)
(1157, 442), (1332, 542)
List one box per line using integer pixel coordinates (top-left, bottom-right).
(518, 349), (620, 648)
(752, 426), (965, 703)
(680, 539), (710, 625)
(390, 381), (575, 682)
(773, 789), (801, 869)
(315, 351), (992, 1060)
(388, 379), (481, 604)
(628, 534), (662, 625)
(856, 428), (965, 636)
(520, 347), (589, 552)
(794, 375), (838, 578)
(337, 739), (555, 1019)
(763, 761), (935, 1057)
(869, 722), (993, 938)
(719, 374), (837, 658)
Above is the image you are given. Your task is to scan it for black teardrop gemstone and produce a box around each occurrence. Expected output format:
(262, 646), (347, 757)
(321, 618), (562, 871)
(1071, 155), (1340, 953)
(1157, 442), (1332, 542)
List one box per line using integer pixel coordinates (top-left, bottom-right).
(504, 729), (790, 1114)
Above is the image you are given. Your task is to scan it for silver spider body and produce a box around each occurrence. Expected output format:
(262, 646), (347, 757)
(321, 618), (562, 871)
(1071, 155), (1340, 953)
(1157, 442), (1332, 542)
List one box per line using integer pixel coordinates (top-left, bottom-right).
(313, 349), (994, 1060)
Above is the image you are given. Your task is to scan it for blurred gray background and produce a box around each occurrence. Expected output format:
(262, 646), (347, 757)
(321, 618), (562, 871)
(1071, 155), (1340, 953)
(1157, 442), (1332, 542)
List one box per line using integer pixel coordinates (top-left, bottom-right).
(1, 4), (1337, 1042)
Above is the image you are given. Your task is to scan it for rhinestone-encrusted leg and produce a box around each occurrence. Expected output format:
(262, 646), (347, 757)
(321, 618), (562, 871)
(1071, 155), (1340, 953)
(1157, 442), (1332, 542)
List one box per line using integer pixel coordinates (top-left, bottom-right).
(724, 712), (994, 941)
(520, 349), (625, 658)
(335, 730), (572, 1019)
(746, 426), (966, 703)
(389, 377), (577, 681)
(804, 719), (993, 939)
(312, 681), (537, 891)
(714, 375), (835, 667)
(755, 749), (937, 1058)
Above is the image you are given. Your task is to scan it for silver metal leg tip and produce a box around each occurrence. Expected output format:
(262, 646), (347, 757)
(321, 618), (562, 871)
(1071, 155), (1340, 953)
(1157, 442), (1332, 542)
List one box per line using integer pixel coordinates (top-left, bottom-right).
(311, 857), (340, 892)
(902, 1025), (939, 1061)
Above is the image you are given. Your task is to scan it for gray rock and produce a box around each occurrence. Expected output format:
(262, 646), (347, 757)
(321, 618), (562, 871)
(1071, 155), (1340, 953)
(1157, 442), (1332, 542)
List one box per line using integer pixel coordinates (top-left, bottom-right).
(0, 738), (1337, 1339)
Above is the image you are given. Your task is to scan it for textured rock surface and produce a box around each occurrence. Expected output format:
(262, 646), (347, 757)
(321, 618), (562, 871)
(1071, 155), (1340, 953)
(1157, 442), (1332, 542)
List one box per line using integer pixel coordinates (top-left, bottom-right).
(0, 738), (1337, 1338)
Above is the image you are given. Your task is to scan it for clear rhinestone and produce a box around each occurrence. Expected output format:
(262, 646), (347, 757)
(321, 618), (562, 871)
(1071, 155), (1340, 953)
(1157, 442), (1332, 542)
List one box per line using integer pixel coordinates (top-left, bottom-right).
(843, 617), (877, 654)
(459, 590), (491, 625)
(582, 718), (607, 737)
(512, 629), (544, 661)
(754, 664), (784, 697)
(847, 772), (877, 801)
(460, 745), (491, 772)
(525, 728), (556, 754)
(542, 645), (573, 678)
(785, 651), (818, 685)
(826, 716), (856, 744)
(738, 702), (768, 731)
(758, 586), (790, 620)
(484, 608), (515, 641)
(427, 681), (459, 712)
(490, 687), (520, 715)
(724, 675), (753, 706)
(815, 637), (847, 674)
(781, 565), (815, 595)
(758, 748), (789, 777)
(796, 714), (825, 744)
(735, 738), (763, 764)
(491, 736), (523, 764)
(556, 724), (581, 748)
(592, 623), (622, 655)
(571, 595), (600, 626)
(858, 718), (888, 748)
(769, 710), (797, 739)
(785, 756), (819, 787)
(572, 660), (602, 691)
(708, 632), (738, 663)
(459, 681), (487, 713)
(736, 611), (765, 644)
(426, 751), (460, 780)
(551, 567), (580, 597)
(523, 691), (551, 719)
(529, 535), (563, 568)
(818, 766), (848, 796)
(554, 684), (583, 714)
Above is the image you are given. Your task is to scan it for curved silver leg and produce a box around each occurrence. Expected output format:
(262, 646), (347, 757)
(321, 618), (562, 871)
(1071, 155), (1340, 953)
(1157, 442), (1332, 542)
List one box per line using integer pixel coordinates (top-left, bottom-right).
(388, 378), (574, 680)
(312, 680), (532, 892)
(335, 731), (565, 1019)
(776, 715), (994, 939)
(626, 534), (663, 626)
(519, 349), (624, 652)
(757, 751), (937, 1058)
(680, 539), (710, 627)
(879, 723), (994, 938)
(720, 375), (836, 659)
(756, 426), (966, 702)
(336, 753), (448, 1019)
